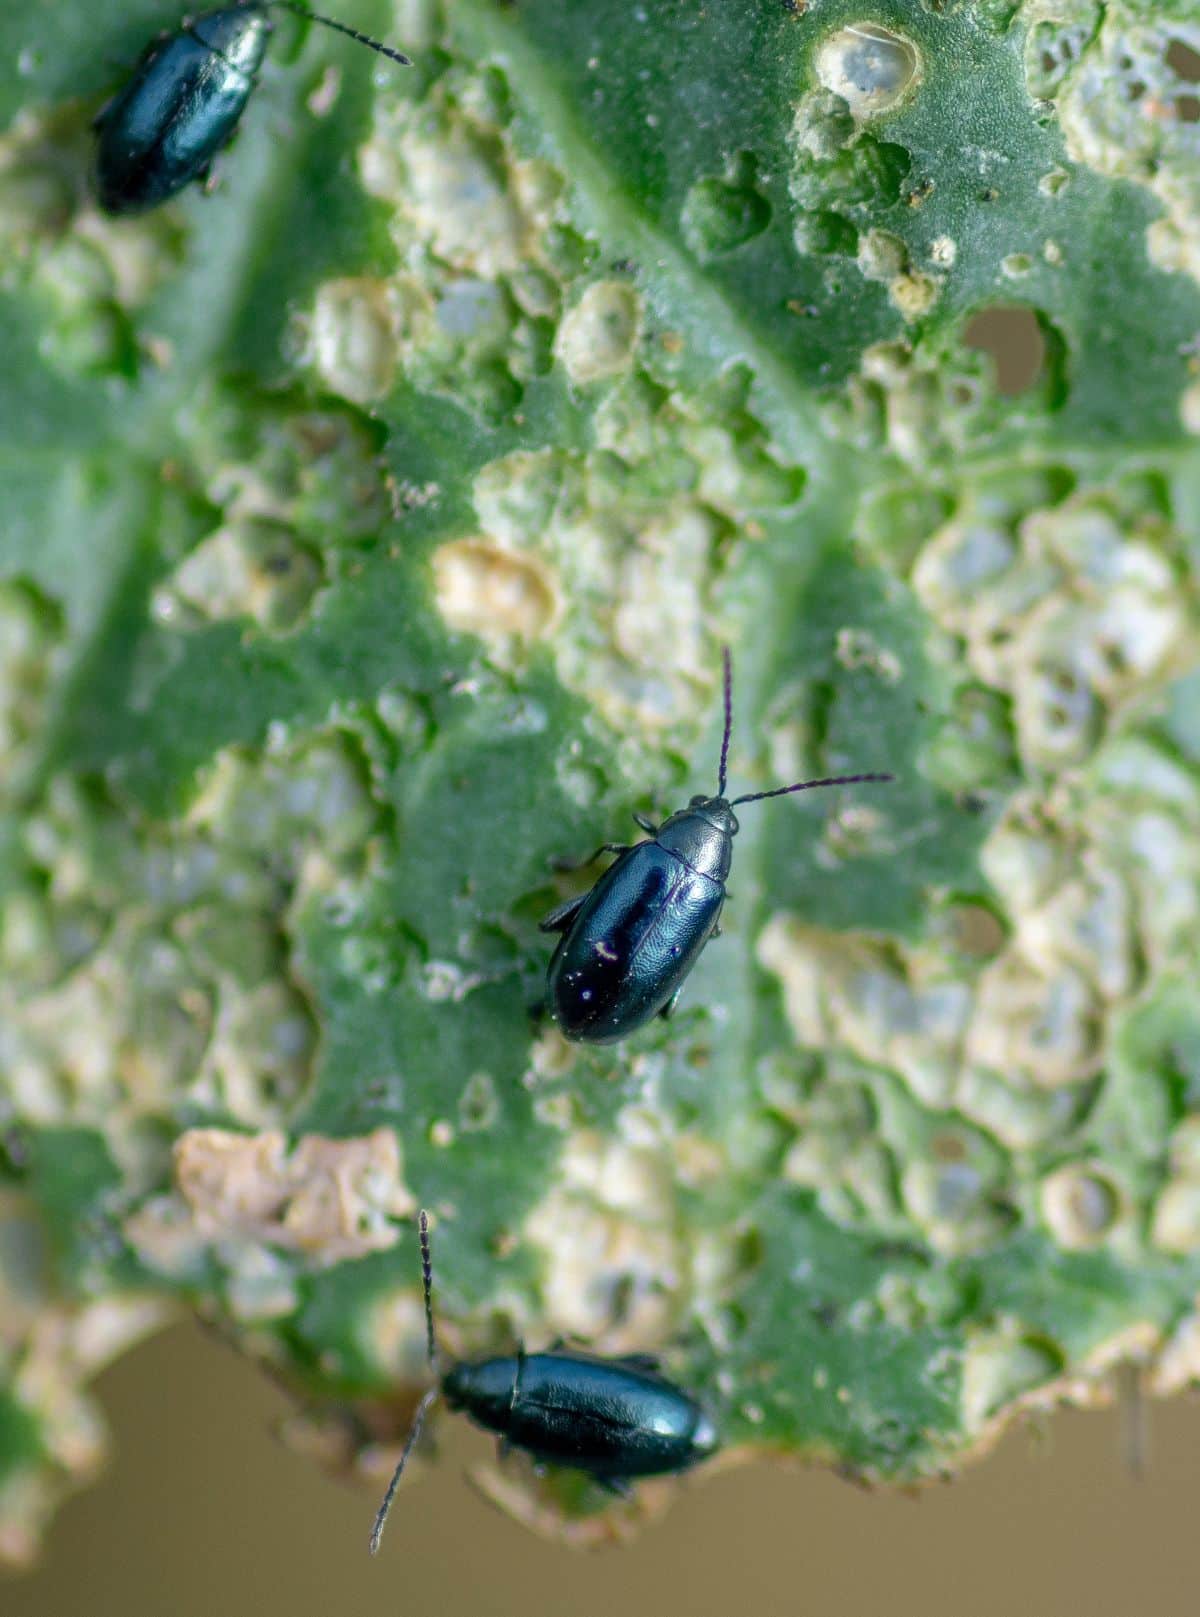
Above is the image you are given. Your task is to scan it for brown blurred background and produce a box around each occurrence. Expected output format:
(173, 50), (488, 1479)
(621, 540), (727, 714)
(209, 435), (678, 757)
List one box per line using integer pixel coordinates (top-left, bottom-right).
(8, 1317), (1200, 1617)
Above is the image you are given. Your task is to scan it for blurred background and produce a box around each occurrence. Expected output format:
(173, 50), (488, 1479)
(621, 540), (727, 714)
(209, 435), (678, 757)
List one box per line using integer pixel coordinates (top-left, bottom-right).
(9, 1316), (1200, 1617)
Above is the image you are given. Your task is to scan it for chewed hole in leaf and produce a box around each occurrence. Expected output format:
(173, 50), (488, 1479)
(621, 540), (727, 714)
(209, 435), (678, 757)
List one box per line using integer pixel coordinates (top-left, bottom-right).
(682, 154), (772, 260)
(793, 207), (858, 257)
(1025, 20), (1091, 99)
(1167, 38), (1200, 82)
(963, 305), (1065, 401)
(1167, 40), (1200, 123)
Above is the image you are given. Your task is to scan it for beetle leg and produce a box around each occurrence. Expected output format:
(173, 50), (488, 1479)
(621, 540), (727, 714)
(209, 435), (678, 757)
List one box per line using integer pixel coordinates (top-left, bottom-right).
(547, 1331), (595, 1352)
(617, 1352), (662, 1372)
(546, 1332), (590, 1351)
(508, 1342), (526, 1419)
(550, 841), (629, 873)
(594, 1476), (634, 1499)
(538, 893), (588, 934)
(632, 812), (658, 835)
(658, 989), (682, 1021)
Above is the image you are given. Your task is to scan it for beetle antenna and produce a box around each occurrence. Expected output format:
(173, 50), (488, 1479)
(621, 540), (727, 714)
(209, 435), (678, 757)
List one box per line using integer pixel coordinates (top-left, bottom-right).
(730, 772), (894, 807)
(367, 1209), (440, 1557)
(419, 1207), (437, 1372)
(270, 1), (413, 66)
(368, 1385), (439, 1556)
(717, 646), (733, 800)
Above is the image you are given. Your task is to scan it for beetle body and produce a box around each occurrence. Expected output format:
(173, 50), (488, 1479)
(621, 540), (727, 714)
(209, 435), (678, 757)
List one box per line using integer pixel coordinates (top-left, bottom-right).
(94, 3), (410, 216)
(540, 650), (892, 1045)
(368, 1212), (719, 1555)
(442, 1349), (718, 1481)
(543, 798), (735, 1044)
(95, 8), (272, 215)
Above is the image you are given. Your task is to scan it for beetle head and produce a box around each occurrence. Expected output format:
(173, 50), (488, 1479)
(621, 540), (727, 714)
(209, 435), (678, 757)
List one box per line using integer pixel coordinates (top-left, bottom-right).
(686, 794), (740, 837)
(441, 1356), (515, 1423)
(192, 8), (273, 74)
(689, 1409), (721, 1461)
(656, 796), (738, 881)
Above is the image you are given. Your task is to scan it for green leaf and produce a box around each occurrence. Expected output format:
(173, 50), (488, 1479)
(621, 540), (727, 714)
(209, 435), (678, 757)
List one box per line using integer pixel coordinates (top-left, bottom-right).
(4, 0), (1200, 1559)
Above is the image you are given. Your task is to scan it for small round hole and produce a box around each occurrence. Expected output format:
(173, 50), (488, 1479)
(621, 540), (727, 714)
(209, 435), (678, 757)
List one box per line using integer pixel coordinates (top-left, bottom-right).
(1168, 38), (1200, 83)
(963, 305), (1055, 397)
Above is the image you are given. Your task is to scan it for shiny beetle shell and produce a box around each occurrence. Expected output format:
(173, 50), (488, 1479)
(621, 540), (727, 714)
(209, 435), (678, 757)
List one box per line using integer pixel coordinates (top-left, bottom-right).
(93, 4), (410, 215)
(540, 650), (892, 1045)
(368, 1212), (720, 1556)
(542, 798), (735, 1043)
(95, 7), (272, 214)
(443, 1349), (719, 1480)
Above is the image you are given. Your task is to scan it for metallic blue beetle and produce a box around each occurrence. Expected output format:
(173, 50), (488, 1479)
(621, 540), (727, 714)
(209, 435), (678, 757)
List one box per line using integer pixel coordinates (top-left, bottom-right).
(540, 649), (893, 1043)
(93, 2), (410, 216)
(369, 1211), (718, 1555)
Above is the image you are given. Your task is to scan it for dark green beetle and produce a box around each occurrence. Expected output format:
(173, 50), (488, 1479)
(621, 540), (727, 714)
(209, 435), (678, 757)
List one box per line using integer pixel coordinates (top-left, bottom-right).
(369, 1211), (719, 1555)
(541, 649), (893, 1043)
(94, 2), (410, 215)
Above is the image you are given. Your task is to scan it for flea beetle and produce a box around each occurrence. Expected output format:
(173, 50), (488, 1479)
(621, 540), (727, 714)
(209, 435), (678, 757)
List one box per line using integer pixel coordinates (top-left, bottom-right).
(368, 1211), (718, 1555)
(541, 649), (893, 1043)
(94, 2), (411, 216)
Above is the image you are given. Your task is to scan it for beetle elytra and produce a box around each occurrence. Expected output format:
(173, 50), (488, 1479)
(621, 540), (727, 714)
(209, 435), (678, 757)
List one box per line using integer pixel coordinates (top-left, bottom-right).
(94, 2), (410, 215)
(540, 648), (893, 1043)
(368, 1211), (718, 1555)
